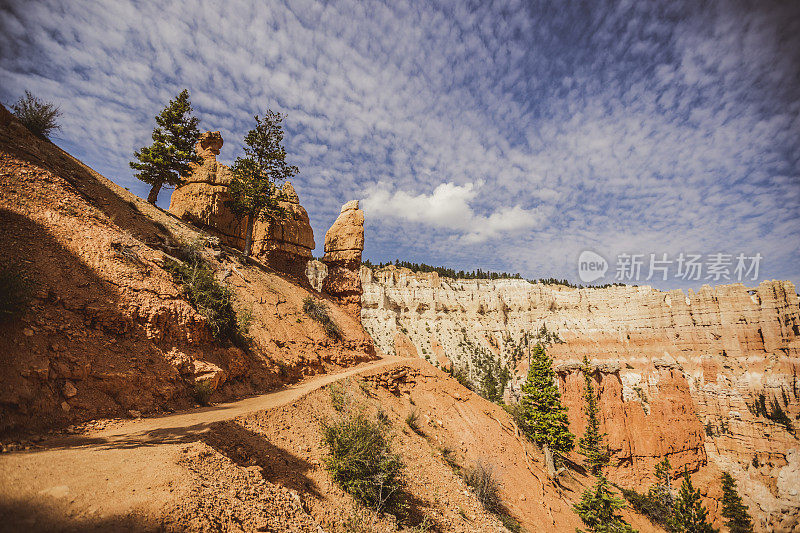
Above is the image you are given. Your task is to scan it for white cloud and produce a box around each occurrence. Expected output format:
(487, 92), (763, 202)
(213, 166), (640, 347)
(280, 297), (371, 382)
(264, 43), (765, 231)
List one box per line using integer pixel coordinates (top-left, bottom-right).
(362, 182), (543, 243)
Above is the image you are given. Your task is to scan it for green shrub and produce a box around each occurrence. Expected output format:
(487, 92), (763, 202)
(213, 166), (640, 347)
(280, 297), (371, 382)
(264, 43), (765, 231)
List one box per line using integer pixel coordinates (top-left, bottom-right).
(303, 296), (342, 340)
(464, 459), (501, 513)
(499, 513), (524, 532)
(163, 249), (245, 346)
(0, 263), (31, 322)
(376, 410), (390, 425)
(503, 402), (526, 432)
(11, 90), (62, 139)
(405, 407), (422, 434)
(329, 381), (348, 412)
(437, 446), (458, 471)
(237, 306), (253, 337)
(321, 412), (405, 514)
(192, 380), (215, 406)
(337, 506), (374, 533)
(451, 365), (473, 391)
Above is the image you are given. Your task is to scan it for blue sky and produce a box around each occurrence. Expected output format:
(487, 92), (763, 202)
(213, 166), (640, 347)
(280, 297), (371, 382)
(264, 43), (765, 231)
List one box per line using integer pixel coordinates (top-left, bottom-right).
(1, 0), (798, 290)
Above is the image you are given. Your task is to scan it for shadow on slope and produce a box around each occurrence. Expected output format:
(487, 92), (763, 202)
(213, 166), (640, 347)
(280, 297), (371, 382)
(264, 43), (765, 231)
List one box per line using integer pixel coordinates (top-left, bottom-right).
(0, 497), (161, 533)
(0, 208), (199, 435)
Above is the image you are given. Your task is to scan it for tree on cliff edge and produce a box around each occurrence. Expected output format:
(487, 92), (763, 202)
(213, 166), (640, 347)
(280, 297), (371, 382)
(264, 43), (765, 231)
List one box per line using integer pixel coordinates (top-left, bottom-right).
(578, 354), (610, 475)
(519, 343), (574, 477)
(667, 468), (716, 533)
(227, 110), (298, 257)
(130, 89), (201, 204)
(721, 472), (754, 533)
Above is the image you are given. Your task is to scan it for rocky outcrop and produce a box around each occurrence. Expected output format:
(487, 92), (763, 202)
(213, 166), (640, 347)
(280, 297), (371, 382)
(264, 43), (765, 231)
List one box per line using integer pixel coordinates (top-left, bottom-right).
(558, 361), (706, 484)
(168, 131), (315, 280)
(168, 132), (240, 239)
(361, 266), (800, 531)
(319, 200), (364, 319)
(249, 182), (315, 281)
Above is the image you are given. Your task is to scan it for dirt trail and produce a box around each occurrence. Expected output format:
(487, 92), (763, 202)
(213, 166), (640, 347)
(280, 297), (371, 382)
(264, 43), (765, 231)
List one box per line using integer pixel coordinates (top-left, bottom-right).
(0, 356), (403, 532)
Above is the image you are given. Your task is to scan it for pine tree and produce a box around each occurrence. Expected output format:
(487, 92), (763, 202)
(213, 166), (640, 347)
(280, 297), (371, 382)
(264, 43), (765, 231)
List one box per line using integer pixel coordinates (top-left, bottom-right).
(720, 472), (754, 533)
(578, 354), (610, 475)
(667, 468), (716, 533)
(130, 89), (200, 204)
(655, 458), (672, 491)
(645, 457), (674, 522)
(226, 110), (298, 256)
(520, 343), (574, 474)
(574, 475), (637, 533)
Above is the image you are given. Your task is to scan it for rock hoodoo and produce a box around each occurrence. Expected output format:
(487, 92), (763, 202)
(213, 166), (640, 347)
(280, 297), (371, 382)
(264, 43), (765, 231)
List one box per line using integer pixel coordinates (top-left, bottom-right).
(320, 200), (365, 319)
(196, 130), (223, 160)
(169, 131), (314, 280)
(249, 182), (315, 281)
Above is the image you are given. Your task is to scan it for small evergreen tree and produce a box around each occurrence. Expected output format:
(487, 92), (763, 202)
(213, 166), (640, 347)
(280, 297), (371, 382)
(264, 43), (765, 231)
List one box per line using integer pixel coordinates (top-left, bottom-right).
(655, 458), (672, 491)
(574, 475), (637, 533)
(668, 468), (716, 533)
(11, 90), (62, 139)
(578, 355), (610, 475)
(227, 110), (298, 256)
(520, 343), (574, 473)
(130, 89), (201, 204)
(617, 458), (674, 527)
(648, 457), (674, 521)
(720, 472), (754, 533)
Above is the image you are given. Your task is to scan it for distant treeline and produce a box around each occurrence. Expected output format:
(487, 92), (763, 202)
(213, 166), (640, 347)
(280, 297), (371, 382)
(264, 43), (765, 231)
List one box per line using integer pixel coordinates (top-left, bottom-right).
(362, 259), (627, 289)
(362, 259), (523, 280)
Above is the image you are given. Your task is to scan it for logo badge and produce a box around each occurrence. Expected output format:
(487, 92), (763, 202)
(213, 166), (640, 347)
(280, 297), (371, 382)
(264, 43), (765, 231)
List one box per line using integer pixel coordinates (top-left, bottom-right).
(578, 250), (608, 283)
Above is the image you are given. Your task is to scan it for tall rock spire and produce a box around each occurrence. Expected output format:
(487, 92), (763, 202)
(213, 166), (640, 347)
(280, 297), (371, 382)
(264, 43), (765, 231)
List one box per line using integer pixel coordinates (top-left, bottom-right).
(321, 200), (364, 319)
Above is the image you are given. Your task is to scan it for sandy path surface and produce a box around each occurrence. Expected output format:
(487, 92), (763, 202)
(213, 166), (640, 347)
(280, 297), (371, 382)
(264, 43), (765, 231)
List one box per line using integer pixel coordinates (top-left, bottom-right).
(0, 356), (402, 532)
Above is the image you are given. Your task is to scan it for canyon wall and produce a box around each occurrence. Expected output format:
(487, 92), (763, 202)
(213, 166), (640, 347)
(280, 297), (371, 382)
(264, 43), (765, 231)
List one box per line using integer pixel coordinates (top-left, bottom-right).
(360, 265), (800, 531)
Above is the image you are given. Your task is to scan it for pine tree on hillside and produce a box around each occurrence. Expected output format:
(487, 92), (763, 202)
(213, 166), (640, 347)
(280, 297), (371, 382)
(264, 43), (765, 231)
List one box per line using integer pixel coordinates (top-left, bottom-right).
(646, 457), (674, 521)
(655, 458), (672, 492)
(519, 343), (574, 476)
(573, 355), (637, 533)
(578, 354), (610, 475)
(226, 110), (298, 256)
(574, 475), (637, 533)
(130, 89), (201, 204)
(667, 468), (716, 533)
(720, 472), (754, 533)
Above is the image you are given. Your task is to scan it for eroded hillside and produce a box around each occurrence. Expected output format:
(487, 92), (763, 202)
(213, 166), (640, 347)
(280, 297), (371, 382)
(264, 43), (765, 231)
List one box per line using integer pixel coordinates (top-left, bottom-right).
(0, 105), (374, 435)
(0, 358), (665, 532)
(359, 264), (800, 532)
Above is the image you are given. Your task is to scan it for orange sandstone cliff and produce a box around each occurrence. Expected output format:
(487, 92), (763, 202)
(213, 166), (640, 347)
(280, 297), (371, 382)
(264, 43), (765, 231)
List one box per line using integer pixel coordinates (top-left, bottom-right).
(360, 266), (800, 531)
